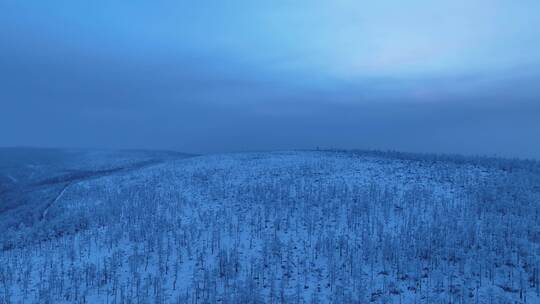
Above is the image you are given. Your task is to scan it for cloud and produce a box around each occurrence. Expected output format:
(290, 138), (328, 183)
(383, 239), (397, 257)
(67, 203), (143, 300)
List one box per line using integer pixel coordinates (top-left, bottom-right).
(1, 1), (539, 158)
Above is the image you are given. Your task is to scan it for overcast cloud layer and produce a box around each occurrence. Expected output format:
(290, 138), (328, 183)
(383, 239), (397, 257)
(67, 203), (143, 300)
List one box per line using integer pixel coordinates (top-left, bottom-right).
(1, 1), (539, 158)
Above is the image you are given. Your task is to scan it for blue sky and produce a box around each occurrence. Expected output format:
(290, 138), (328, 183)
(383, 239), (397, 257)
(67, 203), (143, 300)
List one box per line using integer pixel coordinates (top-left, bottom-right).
(1, 1), (539, 157)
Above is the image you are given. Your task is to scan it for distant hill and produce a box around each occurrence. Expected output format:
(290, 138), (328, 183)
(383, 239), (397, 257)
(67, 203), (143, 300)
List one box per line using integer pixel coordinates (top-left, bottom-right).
(0, 148), (192, 232)
(0, 149), (539, 303)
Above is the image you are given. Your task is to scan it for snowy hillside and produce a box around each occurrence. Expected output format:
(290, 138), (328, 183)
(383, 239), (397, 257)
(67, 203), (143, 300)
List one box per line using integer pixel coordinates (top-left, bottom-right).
(0, 148), (190, 235)
(1, 149), (539, 303)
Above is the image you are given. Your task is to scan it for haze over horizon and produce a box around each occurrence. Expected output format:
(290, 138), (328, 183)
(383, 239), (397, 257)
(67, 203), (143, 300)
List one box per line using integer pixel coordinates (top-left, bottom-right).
(1, 1), (539, 158)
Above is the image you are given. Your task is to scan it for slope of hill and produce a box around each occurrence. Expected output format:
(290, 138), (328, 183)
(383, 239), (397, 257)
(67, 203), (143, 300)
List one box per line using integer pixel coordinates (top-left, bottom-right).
(0, 148), (191, 240)
(0, 149), (539, 303)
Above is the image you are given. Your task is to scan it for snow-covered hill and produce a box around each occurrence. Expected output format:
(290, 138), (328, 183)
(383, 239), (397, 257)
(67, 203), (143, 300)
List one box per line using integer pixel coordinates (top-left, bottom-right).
(1, 149), (539, 303)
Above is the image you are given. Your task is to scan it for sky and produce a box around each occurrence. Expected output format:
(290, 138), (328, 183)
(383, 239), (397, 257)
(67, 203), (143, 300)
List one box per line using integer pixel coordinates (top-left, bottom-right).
(1, 0), (539, 158)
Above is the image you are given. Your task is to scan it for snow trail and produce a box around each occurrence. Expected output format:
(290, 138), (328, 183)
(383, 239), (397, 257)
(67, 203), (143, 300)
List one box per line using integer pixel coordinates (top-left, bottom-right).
(41, 182), (70, 220)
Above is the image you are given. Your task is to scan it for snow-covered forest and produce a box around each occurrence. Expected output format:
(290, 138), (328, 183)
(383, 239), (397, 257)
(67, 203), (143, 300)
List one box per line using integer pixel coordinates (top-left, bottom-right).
(1, 149), (539, 303)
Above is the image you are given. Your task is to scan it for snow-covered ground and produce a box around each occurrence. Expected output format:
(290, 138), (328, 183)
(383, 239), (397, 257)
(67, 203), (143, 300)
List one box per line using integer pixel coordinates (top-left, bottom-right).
(1, 150), (539, 303)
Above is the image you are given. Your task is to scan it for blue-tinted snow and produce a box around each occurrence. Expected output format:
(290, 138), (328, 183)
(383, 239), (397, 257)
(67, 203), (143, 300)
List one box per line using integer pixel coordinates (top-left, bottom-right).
(0, 149), (539, 303)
